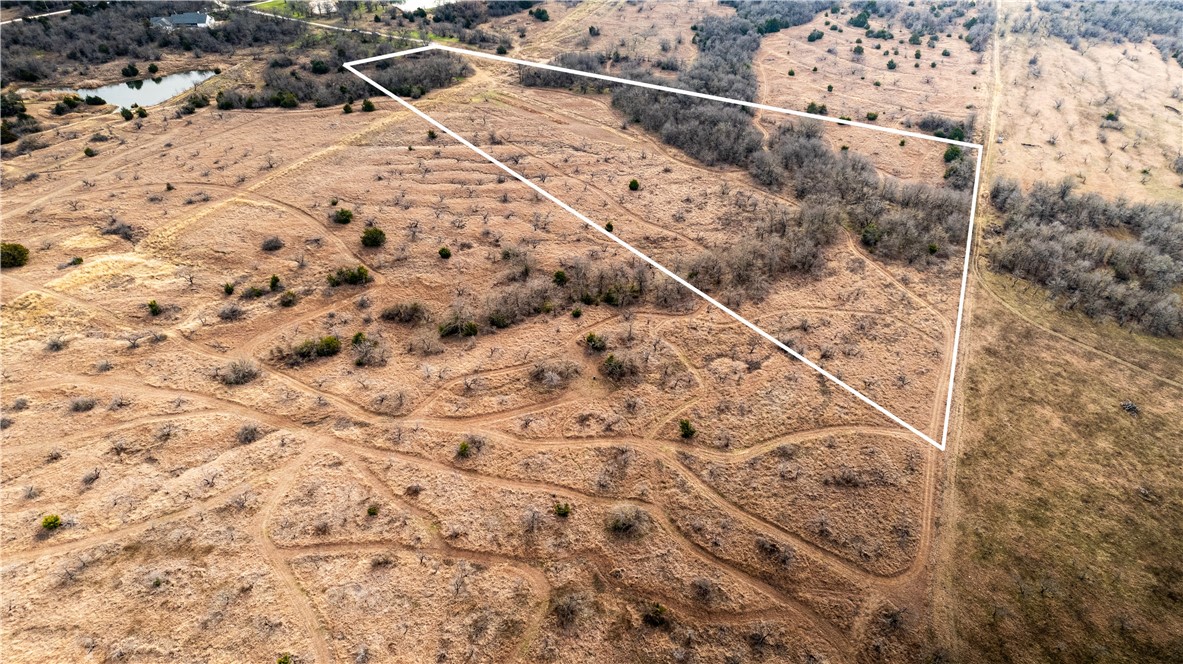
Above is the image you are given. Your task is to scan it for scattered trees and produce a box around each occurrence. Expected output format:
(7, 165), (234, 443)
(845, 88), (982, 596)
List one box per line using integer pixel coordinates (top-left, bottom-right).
(989, 178), (1183, 336)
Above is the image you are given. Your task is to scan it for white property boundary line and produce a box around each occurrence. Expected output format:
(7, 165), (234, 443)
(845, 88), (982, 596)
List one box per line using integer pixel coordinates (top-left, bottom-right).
(345, 44), (983, 452)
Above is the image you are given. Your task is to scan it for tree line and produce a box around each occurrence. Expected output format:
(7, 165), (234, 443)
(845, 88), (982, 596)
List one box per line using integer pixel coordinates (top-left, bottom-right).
(990, 178), (1183, 336)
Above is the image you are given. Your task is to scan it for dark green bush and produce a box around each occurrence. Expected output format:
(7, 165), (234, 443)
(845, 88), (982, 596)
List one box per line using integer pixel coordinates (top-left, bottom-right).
(361, 226), (386, 247)
(439, 246), (452, 259)
(679, 419), (696, 438)
(327, 265), (370, 286)
(1, 243), (29, 268)
(600, 353), (638, 381)
(333, 208), (353, 224)
(585, 333), (607, 352)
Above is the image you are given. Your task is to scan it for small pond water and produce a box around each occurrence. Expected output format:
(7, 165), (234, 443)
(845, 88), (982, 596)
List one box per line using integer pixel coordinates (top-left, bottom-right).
(70, 70), (216, 108)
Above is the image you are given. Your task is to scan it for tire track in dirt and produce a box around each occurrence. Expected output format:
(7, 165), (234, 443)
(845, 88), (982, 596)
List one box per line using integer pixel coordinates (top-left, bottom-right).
(336, 442), (856, 660)
(248, 449), (335, 663)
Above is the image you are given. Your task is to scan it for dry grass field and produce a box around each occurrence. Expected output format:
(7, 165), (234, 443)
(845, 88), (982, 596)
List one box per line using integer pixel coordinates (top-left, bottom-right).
(2, 1), (1180, 663)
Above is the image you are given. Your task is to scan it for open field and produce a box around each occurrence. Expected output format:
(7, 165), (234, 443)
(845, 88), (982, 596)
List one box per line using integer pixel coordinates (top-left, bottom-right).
(2, 1), (1181, 662)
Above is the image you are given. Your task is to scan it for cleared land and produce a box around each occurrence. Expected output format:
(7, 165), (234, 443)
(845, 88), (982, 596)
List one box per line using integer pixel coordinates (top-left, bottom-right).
(2, 1), (1180, 663)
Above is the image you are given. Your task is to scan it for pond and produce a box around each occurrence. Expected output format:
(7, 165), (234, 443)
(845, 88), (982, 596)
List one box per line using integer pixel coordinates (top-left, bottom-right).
(71, 70), (216, 108)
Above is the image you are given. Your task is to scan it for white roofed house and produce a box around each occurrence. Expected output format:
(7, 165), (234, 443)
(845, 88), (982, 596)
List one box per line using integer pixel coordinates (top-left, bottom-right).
(150, 12), (214, 30)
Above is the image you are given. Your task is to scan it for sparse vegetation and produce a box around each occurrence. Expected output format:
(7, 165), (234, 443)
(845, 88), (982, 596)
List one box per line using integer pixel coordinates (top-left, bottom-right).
(219, 360), (260, 386)
(606, 505), (650, 538)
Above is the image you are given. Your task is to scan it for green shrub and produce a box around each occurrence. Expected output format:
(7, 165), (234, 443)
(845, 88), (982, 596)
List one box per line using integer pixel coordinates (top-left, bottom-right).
(427, 129), (437, 140)
(866, 111), (879, 121)
(496, 44), (508, 55)
(147, 300), (162, 316)
(366, 503), (379, 517)
(887, 59), (897, 69)
(628, 179), (639, 191)
(457, 440), (472, 458)
(679, 419), (696, 439)
(944, 145), (962, 162)
(327, 265), (370, 286)
(552, 270), (568, 286)
(805, 102), (828, 115)
(83, 146), (97, 157)
(242, 286), (266, 299)
(584, 331), (605, 352)
(361, 227), (386, 247)
(585, 333), (607, 352)
(600, 353), (637, 381)
(1, 243), (29, 268)
(807, 29), (824, 42)
(571, 308), (582, 318)
(136, 107), (147, 118)
(41, 514), (62, 530)
(316, 336), (341, 356)
(860, 222), (883, 247)
(333, 208), (353, 224)
(343, 103), (353, 114)
(604, 222), (614, 233)
(279, 290), (298, 307)
(120, 107), (133, 121)
(461, 321), (479, 337)
(438, 246), (452, 259)
(148, 63), (159, 74)
(269, 275), (281, 291)
(362, 99), (375, 112)
(224, 282), (235, 296)
(530, 7), (549, 21)
(642, 603), (669, 628)
(121, 63), (139, 77)
(553, 502), (572, 518)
